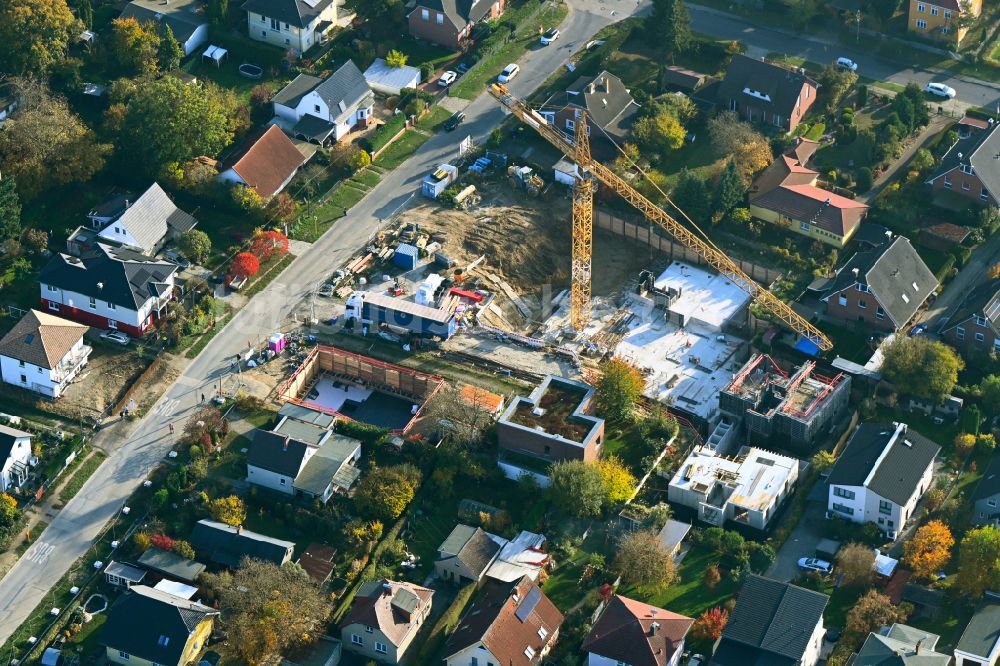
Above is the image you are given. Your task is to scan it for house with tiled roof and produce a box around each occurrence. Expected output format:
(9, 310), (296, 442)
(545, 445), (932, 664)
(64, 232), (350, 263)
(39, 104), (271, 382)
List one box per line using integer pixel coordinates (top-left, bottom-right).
(0, 424), (31, 493)
(827, 422), (939, 539)
(927, 117), (1000, 206)
(583, 595), (693, 666)
(749, 137), (869, 248)
(273, 61), (374, 144)
(39, 245), (179, 338)
(541, 71), (641, 154)
(241, 0), (349, 54)
(101, 585), (218, 666)
(340, 579), (433, 664)
(217, 124), (307, 199)
(819, 235), (937, 332)
(0, 309), (90, 399)
(954, 594), (1000, 665)
(445, 576), (563, 666)
(408, 0), (505, 50)
(908, 0), (982, 45)
(717, 54), (818, 133)
(713, 575), (828, 666)
(850, 623), (950, 665)
(435, 523), (502, 586)
(940, 277), (1000, 356)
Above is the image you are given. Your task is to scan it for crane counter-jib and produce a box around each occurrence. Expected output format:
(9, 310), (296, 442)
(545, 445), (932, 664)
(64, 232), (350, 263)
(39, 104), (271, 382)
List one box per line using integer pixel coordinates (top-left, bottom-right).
(487, 84), (833, 352)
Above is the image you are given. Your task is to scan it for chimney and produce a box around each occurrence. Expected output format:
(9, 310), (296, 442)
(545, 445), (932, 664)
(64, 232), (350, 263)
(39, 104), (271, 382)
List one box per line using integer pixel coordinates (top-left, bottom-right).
(588, 81), (596, 95)
(852, 268), (860, 278)
(283, 435), (290, 451)
(649, 621), (660, 637)
(602, 76), (610, 93)
(915, 638), (925, 654)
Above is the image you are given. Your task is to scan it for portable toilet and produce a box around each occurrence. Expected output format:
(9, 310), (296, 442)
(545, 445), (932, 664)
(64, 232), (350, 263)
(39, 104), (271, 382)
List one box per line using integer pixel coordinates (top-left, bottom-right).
(268, 332), (286, 353)
(393, 244), (420, 270)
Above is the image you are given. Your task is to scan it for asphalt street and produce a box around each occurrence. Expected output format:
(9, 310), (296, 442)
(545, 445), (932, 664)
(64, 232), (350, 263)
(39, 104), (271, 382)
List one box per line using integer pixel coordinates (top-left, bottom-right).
(0, 0), (643, 646)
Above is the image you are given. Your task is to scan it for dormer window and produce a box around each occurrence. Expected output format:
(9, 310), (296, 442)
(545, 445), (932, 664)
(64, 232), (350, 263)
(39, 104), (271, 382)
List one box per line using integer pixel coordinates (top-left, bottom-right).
(961, 164), (975, 175)
(976, 316), (988, 327)
(857, 284), (870, 293)
(741, 87), (771, 102)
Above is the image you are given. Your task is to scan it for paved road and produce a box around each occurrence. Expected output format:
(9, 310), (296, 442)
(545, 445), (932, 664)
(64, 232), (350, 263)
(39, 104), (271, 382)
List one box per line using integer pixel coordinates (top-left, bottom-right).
(919, 228), (1000, 333)
(0, 0), (643, 647)
(688, 3), (1000, 111)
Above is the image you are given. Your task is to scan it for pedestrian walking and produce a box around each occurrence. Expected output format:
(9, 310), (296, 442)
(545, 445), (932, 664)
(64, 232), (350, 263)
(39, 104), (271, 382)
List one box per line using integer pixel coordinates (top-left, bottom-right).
(168, 423), (174, 435)
(201, 393), (206, 403)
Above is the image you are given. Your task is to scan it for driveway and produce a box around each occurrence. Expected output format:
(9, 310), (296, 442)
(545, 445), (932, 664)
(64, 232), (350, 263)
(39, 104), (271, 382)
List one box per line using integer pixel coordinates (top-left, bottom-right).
(767, 499), (828, 583)
(0, 0), (647, 646)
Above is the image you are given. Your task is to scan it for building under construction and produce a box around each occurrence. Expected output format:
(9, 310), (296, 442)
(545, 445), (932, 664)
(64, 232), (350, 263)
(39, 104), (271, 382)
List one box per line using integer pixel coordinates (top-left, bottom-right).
(720, 354), (850, 454)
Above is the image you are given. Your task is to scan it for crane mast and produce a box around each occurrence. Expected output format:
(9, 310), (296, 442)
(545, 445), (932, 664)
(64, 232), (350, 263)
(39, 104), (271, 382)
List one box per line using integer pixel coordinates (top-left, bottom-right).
(488, 83), (833, 352)
(571, 118), (593, 331)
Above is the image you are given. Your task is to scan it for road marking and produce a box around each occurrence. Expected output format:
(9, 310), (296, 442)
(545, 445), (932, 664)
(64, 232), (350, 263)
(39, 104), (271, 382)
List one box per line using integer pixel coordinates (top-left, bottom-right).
(24, 541), (55, 565)
(154, 398), (180, 418)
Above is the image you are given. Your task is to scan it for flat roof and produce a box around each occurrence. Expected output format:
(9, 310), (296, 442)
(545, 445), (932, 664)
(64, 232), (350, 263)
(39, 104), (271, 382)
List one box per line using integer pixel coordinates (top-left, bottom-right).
(273, 415), (330, 446)
(360, 290), (454, 324)
(670, 446), (798, 511)
(654, 261), (751, 329)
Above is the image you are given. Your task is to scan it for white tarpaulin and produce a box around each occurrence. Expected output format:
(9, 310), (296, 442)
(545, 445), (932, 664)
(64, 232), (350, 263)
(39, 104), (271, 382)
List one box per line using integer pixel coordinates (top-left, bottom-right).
(202, 45), (228, 66)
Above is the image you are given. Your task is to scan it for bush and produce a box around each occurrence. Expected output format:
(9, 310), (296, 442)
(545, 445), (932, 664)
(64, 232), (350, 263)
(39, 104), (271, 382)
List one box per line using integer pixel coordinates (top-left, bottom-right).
(857, 84), (868, 107)
(416, 583), (477, 662)
(855, 167), (873, 193)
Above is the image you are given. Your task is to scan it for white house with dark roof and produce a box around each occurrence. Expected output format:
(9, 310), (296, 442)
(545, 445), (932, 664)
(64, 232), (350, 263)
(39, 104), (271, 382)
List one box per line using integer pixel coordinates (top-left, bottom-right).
(853, 623), (950, 665)
(0, 424), (32, 493)
(119, 0), (209, 55)
(434, 524), (502, 586)
(971, 457), (1000, 527)
(272, 61), (374, 144)
(242, 0), (350, 54)
(0, 310), (91, 399)
(827, 422), (939, 539)
(954, 595), (1000, 666)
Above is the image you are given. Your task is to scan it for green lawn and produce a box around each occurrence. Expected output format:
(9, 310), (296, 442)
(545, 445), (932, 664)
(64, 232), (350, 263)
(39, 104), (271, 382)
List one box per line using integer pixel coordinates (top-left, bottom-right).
(392, 36), (459, 70)
(58, 451), (108, 504)
(375, 130), (433, 169)
(620, 545), (737, 617)
(819, 321), (872, 363)
(416, 106), (455, 132)
(602, 422), (652, 476)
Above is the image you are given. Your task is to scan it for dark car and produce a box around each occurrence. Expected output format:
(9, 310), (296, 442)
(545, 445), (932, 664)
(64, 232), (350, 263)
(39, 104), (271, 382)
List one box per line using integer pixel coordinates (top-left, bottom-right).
(444, 112), (466, 131)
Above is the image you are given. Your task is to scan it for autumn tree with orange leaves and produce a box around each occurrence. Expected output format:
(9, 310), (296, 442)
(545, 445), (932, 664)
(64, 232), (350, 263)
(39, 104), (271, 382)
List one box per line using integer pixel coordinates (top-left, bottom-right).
(250, 229), (289, 262)
(693, 607), (728, 640)
(904, 520), (954, 580)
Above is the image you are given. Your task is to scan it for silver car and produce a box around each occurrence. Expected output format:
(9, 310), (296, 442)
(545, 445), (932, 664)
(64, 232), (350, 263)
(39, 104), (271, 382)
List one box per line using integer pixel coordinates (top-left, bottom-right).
(924, 82), (957, 99)
(100, 330), (131, 346)
(798, 557), (832, 574)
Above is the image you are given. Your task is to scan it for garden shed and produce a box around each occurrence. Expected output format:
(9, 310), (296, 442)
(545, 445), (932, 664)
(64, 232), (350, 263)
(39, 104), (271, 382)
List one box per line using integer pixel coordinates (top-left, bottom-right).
(364, 58), (422, 96)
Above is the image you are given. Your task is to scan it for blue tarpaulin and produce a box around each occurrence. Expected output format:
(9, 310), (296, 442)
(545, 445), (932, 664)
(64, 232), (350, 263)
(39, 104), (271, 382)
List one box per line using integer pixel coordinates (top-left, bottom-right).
(795, 337), (821, 356)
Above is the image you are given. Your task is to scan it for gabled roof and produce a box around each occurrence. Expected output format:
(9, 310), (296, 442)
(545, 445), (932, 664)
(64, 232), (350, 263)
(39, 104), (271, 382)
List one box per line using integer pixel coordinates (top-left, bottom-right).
(822, 236), (937, 328)
(752, 182), (868, 237)
(718, 55), (817, 118)
(582, 595), (693, 666)
(293, 433), (361, 495)
(120, 0), (208, 43)
(446, 576), (564, 665)
(827, 423), (940, 505)
(100, 585), (217, 665)
(272, 73), (324, 108)
(438, 524), (502, 577)
(718, 575), (828, 663)
(955, 597), (1000, 658)
(0, 310), (87, 369)
(39, 245), (178, 311)
(273, 62), (373, 125)
(942, 277), (1000, 334)
(247, 429), (311, 477)
(853, 624), (949, 665)
(218, 125), (306, 199)
(341, 579), (434, 646)
(98, 183), (196, 254)
(927, 121), (1000, 201)
(411, 0), (495, 29)
(973, 457), (1000, 502)
(0, 424), (31, 464)
(240, 0), (336, 29)
(298, 543), (337, 584)
(561, 71), (640, 138)
(189, 519), (294, 567)
(749, 140), (820, 198)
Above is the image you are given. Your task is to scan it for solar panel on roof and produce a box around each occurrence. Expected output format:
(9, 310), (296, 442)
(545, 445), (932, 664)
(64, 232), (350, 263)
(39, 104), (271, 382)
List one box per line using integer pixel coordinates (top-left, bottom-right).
(515, 586), (541, 622)
(986, 296), (1000, 320)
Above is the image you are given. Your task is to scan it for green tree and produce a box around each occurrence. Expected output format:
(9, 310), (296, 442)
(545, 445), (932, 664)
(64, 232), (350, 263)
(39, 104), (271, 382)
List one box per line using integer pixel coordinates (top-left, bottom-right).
(0, 176), (22, 241)
(0, 0), (81, 74)
(110, 17), (161, 76)
(121, 76), (235, 178)
(354, 466), (417, 520)
(549, 460), (605, 518)
(633, 108), (686, 155)
(980, 375), (1000, 414)
(207, 0), (228, 24)
(614, 529), (678, 589)
(178, 229), (211, 263)
(880, 336), (963, 403)
(76, 0), (92, 29)
(385, 49), (408, 67)
(596, 357), (645, 421)
(158, 24), (183, 72)
(713, 159), (745, 218)
(900, 82), (930, 128)
(957, 526), (1000, 598)
(672, 168), (711, 223)
(342, 0), (405, 39)
(647, 0), (693, 56)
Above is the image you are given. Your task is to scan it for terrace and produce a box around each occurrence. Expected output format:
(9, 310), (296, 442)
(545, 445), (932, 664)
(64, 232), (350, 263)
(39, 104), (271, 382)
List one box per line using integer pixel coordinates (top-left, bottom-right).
(509, 381), (592, 442)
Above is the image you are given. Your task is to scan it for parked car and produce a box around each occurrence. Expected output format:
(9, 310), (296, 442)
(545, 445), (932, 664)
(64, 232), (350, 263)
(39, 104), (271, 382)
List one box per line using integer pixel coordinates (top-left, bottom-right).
(438, 70), (457, 87)
(443, 111), (465, 131)
(797, 557), (832, 574)
(163, 250), (190, 269)
(100, 330), (131, 346)
(687, 655), (705, 666)
(835, 57), (858, 72)
(825, 628), (842, 643)
(498, 63), (520, 83)
(924, 82), (957, 99)
(541, 28), (560, 45)
(909, 323), (928, 337)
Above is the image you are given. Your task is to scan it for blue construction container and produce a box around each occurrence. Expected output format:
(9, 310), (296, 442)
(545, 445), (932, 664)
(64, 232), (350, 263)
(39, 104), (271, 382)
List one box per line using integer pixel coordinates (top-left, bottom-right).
(393, 243), (420, 270)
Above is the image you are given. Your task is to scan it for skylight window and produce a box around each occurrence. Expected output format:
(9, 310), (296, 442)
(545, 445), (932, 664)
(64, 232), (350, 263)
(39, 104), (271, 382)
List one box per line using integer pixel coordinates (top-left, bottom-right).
(524, 646), (536, 659)
(157, 636), (170, 646)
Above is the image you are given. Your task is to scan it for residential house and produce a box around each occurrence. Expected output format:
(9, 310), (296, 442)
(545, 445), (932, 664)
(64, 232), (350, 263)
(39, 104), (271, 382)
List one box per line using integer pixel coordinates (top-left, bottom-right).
(435, 523), (502, 586)
(582, 595), (693, 666)
(136, 547), (207, 585)
(971, 457), (1000, 527)
(408, 0), (505, 51)
(444, 575), (564, 666)
(0, 425), (32, 493)
(119, 0), (209, 55)
(717, 54), (818, 133)
(749, 137), (869, 248)
(657, 519), (691, 559)
(908, 0), (982, 45)
(101, 585), (218, 666)
(188, 519), (294, 567)
(940, 278), (1000, 356)
(68, 183), (198, 257)
(542, 71), (641, 154)
(241, 0), (348, 54)
(820, 235), (938, 332)
(87, 193), (134, 229)
(954, 595), (1000, 666)
(273, 61), (374, 144)
(39, 245), (179, 337)
(340, 579), (434, 664)
(713, 575), (828, 666)
(246, 412), (362, 502)
(827, 422), (939, 539)
(0, 310), (91, 399)
(667, 445), (799, 530)
(364, 58), (422, 96)
(851, 623), (950, 664)
(926, 117), (1000, 206)
(217, 124), (307, 200)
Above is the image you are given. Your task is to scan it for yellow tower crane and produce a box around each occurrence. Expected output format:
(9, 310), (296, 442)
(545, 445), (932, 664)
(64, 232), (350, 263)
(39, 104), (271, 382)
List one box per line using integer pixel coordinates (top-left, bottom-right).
(488, 83), (833, 352)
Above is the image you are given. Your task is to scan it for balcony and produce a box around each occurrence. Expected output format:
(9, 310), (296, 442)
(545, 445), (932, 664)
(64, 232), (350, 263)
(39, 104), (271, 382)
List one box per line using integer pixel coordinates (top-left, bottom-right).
(51, 344), (92, 386)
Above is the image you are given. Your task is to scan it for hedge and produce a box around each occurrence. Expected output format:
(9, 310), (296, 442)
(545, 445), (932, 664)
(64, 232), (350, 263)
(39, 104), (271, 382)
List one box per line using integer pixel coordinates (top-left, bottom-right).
(415, 582), (477, 662)
(363, 114), (407, 153)
(934, 254), (956, 283)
